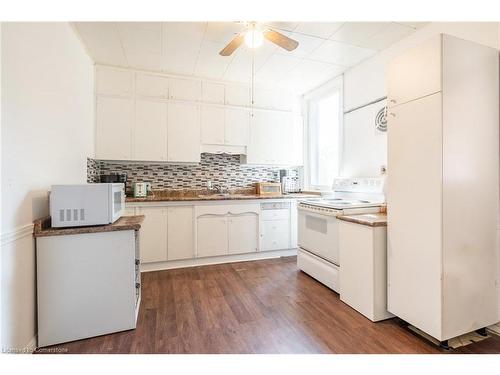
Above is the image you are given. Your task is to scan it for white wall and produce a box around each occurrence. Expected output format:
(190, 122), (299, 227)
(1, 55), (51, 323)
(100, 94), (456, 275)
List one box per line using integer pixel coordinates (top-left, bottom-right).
(341, 22), (500, 179)
(1, 22), (94, 351)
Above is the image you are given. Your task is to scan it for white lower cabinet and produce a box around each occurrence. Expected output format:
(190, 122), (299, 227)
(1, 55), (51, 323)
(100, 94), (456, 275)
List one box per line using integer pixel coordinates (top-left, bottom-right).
(262, 220), (290, 251)
(260, 202), (291, 251)
(131, 200), (294, 265)
(228, 213), (259, 254)
(196, 215), (228, 257)
(167, 206), (194, 260)
(137, 205), (194, 263)
(137, 206), (168, 263)
(195, 203), (260, 258)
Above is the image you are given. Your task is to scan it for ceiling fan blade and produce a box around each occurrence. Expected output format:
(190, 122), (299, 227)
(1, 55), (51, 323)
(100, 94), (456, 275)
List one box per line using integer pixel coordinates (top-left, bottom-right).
(264, 29), (299, 51)
(219, 34), (244, 56)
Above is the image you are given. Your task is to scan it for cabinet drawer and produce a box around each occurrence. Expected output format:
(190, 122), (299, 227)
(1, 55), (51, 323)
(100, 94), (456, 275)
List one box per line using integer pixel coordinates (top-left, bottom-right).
(262, 219), (290, 251)
(261, 209), (289, 221)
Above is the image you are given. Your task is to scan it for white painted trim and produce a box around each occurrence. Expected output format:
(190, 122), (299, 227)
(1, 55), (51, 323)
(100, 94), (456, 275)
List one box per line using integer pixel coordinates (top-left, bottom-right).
(140, 248), (297, 272)
(0, 224), (34, 246)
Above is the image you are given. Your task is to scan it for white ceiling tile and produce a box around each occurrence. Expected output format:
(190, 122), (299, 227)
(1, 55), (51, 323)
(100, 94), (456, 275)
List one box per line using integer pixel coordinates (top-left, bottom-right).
(294, 22), (344, 38)
(118, 22), (162, 32)
(118, 26), (162, 55)
(362, 23), (415, 50)
(256, 54), (302, 83)
(125, 52), (163, 71)
(283, 60), (345, 92)
(162, 23), (205, 76)
(74, 22), (123, 49)
(397, 22), (430, 29)
(194, 40), (233, 79)
(87, 43), (128, 66)
(74, 21), (422, 93)
(265, 22), (299, 32)
(164, 22), (207, 41)
(330, 22), (392, 47)
(275, 32), (324, 58)
(204, 22), (245, 44)
(309, 40), (376, 66)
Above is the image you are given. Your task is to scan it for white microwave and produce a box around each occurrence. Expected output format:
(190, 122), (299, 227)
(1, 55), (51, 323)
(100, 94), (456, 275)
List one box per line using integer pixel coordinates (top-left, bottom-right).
(50, 183), (125, 228)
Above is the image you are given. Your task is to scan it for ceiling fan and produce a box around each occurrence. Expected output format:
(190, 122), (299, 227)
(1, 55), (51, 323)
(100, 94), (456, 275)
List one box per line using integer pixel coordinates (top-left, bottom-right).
(219, 22), (299, 56)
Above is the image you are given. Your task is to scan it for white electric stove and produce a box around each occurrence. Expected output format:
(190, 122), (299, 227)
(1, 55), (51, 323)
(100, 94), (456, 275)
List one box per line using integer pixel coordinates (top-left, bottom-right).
(297, 178), (385, 293)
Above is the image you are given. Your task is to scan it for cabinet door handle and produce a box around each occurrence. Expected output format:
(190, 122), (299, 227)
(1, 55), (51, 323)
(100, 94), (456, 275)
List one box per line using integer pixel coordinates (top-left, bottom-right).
(390, 99), (396, 104)
(389, 112), (396, 117)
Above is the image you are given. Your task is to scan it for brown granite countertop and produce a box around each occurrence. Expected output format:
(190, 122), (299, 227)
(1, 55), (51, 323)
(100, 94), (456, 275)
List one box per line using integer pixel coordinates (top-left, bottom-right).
(33, 215), (145, 238)
(337, 213), (387, 227)
(126, 188), (319, 203)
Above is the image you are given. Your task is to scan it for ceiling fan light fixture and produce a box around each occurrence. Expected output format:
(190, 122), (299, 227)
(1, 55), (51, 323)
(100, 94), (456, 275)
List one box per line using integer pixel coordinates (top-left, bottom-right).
(244, 29), (264, 49)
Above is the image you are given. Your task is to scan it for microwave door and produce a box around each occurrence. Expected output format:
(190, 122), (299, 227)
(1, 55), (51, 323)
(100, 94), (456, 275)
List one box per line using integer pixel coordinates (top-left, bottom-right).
(110, 184), (124, 223)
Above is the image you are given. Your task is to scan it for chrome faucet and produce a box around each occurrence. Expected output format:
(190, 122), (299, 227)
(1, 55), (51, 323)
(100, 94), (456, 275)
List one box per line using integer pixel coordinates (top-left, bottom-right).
(213, 184), (227, 194)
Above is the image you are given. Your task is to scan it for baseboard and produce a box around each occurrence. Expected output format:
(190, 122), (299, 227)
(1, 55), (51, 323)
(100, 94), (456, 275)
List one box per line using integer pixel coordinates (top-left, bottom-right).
(140, 248), (297, 272)
(0, 223), (34, 246)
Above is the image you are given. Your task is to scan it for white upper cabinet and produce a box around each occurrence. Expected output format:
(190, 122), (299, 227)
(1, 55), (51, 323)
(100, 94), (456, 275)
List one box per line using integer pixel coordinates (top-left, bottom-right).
(202, 82), (225, 104)
(135, 73), (169, 99)
(246, 111), (274, 164)
(96, 96), (134, 160)
(134, 99), (168, 161)
(96, 66), (134, 97)
(94, 66), (301, 164)
(387, 35), (442, 107)
(201, 106), (225, 145)
(225, 108), (249, 146)
(225, 84), (250, 107)
(167, 102), (201, 162)
(246, 111), (293, 165)
(169, 77), (201, 101)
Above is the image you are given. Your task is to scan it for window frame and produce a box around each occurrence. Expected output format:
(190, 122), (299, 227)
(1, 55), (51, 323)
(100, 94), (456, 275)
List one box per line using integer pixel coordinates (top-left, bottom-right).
(303, 75), (344, 192)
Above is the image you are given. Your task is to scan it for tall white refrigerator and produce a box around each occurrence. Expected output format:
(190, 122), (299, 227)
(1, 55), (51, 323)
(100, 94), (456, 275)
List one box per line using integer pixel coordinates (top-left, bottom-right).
(386, 34), (499, 343)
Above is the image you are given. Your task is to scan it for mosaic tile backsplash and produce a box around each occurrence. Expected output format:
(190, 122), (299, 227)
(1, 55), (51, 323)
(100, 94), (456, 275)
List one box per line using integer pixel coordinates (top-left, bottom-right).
(87, 154), (300, 193)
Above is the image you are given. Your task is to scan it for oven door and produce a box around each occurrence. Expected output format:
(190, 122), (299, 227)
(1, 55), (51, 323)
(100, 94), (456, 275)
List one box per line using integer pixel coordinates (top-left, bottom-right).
(297, 207), (340, 265)
(110, 183), (125, 223)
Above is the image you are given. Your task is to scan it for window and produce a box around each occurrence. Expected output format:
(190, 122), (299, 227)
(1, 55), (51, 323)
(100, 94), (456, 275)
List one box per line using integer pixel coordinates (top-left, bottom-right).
(305, 78), (343, 190)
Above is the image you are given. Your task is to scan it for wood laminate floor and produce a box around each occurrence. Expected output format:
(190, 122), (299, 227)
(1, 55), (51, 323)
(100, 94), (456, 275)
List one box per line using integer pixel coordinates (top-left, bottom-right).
(37, 256), (500, 354)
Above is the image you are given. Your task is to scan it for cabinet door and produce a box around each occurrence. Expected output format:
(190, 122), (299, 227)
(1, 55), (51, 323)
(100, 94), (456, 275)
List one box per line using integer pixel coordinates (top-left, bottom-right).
(246, 111), (273, 164)
(167, 102), (201, 162)
(196, 215), (228, 257)
(225, 108), (249, 146)
(387, 93), (442, 338)
(137, 207), (168, 263)
(228, 214), (259, 254)
(169, 77), (201, 101)
(96, 66), (134, 97)
(225, 84), (250, 107)
(202, 82), (225, 104)
(387, 35), (442, 107)
(136, 73), (169, 99)
(201, 106), (225, 145)
(167, 206), (194, 260)
(272, 112), (293, 165)
(261, 219), (290, 251)
(96, 96), (133, 160)
(134, 100), (168, 161)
